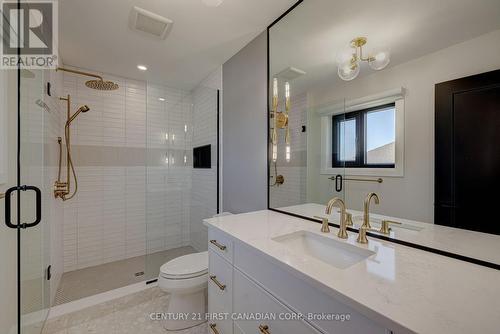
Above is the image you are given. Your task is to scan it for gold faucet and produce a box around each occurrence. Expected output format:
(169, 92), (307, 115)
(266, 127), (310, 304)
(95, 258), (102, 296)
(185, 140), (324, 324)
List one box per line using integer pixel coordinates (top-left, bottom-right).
(363, 192), (379, 229)
(357, 226), (369, 244)
(325, 197), (348, 239)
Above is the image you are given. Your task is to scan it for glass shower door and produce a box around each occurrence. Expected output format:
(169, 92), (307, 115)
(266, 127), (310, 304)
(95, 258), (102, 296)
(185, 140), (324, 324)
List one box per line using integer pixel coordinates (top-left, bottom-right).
(2, 67), (49, 334)
(17, 67), (51, 334)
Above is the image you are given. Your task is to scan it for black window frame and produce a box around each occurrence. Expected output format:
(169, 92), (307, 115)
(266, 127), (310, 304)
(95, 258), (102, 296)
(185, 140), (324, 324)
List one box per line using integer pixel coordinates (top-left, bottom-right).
(332, 103), (396, 168)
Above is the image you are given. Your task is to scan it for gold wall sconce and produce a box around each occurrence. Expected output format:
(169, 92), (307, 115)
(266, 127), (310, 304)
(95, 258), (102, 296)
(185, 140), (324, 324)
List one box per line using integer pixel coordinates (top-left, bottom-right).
(271, 78), (291, 163)
(337, 36), (390, 81)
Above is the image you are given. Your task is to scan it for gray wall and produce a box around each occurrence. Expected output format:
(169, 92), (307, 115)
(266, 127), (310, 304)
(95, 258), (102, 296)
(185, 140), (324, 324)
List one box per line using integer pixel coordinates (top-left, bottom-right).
(222, 31), (268, 213)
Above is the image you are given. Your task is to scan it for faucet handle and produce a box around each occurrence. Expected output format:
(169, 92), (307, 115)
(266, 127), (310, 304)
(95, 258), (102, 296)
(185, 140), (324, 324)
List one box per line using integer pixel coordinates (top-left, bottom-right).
(380, 220), (402, 234)
(356, 226), (369, 244)
(314, 216), (330, 233)
(344, 212), (353, 226)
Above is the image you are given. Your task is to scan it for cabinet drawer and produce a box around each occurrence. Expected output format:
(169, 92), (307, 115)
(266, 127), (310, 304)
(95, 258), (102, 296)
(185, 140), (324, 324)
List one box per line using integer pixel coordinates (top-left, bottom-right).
(233, 269), (321, 334)
(209, 250), (233, 334)
(234, 242), (388, 334)
(209, 228), (233, 263)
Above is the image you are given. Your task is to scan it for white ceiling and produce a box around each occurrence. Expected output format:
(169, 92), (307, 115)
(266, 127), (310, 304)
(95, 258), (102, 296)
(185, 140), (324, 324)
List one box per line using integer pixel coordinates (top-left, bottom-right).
(270, 0), (500, 94)
(59, 0), (297, 90)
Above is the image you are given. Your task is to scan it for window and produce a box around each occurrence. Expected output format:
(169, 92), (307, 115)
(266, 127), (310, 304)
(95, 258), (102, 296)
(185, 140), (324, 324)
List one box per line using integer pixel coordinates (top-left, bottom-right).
(332, 103), (395, 168)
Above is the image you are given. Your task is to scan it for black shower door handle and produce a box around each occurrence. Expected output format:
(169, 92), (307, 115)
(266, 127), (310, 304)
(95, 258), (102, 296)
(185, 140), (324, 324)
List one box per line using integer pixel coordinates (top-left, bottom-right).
(335, 174), (343, 192)
(4, 185), (42, 229)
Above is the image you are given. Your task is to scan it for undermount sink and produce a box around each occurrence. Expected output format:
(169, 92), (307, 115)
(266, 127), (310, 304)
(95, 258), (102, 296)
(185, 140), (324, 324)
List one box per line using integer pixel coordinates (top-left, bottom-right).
(272, 230), (375, 269)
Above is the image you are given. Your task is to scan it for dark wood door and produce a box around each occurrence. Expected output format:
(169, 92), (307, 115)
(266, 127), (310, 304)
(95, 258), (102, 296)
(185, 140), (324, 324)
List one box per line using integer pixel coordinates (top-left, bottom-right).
(435, 69), (500, 235)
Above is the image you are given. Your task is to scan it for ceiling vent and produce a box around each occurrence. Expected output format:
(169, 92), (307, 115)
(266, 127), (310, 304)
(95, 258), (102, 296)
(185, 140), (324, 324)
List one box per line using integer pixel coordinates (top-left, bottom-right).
(130, 6), (173, 40)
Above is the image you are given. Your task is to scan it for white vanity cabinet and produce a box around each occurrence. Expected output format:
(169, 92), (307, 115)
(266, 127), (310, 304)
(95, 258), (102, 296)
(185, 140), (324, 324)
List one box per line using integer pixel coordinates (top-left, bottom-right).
(207, 227), (392, 334)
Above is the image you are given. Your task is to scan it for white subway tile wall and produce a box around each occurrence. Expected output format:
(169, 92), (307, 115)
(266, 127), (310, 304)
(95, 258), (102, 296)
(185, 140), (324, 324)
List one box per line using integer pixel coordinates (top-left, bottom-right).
(61, 67), (221, 272)
(189, 68), (221, 251)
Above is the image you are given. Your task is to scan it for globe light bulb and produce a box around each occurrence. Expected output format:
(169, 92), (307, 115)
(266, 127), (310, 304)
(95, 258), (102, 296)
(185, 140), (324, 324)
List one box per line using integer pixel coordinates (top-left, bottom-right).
(369, 49), (390, 70)
(338, 62), (360, 81)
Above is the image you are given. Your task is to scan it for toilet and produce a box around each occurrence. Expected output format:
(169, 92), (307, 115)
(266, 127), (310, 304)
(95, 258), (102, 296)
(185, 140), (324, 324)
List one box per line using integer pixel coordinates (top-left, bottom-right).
(158, 251), (209, 331)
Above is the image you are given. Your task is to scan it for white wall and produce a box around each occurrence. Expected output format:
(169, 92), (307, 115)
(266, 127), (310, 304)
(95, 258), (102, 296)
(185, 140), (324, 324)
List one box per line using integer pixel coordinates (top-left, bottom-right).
(222, 32), (268, 213)
(308, 29), (500, 222)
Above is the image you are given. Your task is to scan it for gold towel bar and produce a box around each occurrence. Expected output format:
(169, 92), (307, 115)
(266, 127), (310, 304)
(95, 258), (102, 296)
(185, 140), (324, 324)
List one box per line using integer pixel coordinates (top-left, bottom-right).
(328, 176), (383, 183)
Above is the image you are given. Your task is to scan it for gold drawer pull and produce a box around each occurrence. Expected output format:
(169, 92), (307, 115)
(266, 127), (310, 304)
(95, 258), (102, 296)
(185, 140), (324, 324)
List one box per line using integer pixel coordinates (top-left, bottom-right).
(210, 239), (227, 251)
(209, 323), (219, 334)
(259, 324), (271, 334)
(209, 275), (226, 291)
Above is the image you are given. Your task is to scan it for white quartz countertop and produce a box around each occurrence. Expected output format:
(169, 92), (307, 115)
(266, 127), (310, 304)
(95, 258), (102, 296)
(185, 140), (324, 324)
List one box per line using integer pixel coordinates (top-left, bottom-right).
(277, 203), (500, 266)
(204, 210), (500, 334)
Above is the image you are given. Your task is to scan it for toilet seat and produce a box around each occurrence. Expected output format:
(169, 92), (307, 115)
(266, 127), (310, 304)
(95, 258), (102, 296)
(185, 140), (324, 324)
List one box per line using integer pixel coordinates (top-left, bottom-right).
(160, 251), (208, 280)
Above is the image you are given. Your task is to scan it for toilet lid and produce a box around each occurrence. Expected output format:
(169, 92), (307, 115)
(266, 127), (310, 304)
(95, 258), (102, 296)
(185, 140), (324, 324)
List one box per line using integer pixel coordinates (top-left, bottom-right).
(160, 251), (208, 279)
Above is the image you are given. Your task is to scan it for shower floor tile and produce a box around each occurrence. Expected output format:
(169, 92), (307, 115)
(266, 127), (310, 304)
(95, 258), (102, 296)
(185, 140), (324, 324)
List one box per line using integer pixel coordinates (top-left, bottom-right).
(54, 246), (196, 306)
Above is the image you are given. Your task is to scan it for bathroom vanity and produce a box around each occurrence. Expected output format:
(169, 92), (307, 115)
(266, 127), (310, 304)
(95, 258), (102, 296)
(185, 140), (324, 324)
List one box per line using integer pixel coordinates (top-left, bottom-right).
(205, 210), (500, 334)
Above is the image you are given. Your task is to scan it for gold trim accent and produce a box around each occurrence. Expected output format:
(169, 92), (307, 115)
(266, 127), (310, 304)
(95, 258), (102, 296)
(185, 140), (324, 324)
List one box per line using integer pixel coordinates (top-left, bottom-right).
(0, 193), (5, 199)
(325, 197), (348, 239)
(357, 226), (369, 244)
(56, 67), (119, 91)
(345, 212), (354, 227)
(275, 111), (288, 129)
(209, 275), (226, 291)
(209, 323), (220, 334)
(328, 176), (383, 183)
(314, 216), (330, 233)
(259, 324), (271, 334)
(363, 192), (380, 229)
(209, 239), (227, 251)
(379, 220), (402, 234)
(350, 36), (367, 48)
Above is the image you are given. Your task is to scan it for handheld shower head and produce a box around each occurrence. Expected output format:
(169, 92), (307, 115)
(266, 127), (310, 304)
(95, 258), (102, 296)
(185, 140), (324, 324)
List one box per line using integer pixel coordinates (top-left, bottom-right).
(67, 105), (90, 125)
(79, 105), (90, 113)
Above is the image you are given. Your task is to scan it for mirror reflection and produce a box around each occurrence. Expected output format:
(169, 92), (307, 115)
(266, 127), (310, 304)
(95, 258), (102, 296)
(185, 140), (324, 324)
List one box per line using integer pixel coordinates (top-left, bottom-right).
(268, 0), (500, 266)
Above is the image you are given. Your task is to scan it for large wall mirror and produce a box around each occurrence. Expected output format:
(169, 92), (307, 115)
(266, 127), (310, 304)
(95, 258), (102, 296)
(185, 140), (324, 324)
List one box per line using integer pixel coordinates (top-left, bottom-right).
(268, 0), (500, 268)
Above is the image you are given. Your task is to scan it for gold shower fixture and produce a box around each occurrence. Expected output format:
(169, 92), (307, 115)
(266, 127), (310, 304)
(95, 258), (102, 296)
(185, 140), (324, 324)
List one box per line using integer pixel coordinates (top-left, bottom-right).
(54, 95), (90, 201)
(337, 37), (390, 81)
(56, 67), (119, 90)
(54, 67), (118, 201)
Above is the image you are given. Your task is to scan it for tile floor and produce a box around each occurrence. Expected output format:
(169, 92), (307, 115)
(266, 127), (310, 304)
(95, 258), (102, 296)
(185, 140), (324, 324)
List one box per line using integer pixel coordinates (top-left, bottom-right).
(44, 287), (208, 334)
(54, 246), (196, 305)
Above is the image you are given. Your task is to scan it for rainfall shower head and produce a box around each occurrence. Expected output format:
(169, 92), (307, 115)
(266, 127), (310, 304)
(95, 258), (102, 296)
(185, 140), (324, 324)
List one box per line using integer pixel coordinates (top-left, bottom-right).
(56, 67), (119, 91)
(85, 79), (119, 91)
